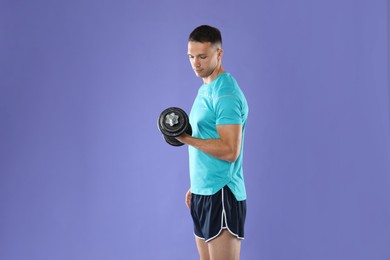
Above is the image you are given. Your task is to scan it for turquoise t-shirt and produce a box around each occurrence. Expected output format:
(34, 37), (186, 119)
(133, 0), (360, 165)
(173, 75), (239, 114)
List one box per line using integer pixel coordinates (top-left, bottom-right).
(189, 72), (248, 201)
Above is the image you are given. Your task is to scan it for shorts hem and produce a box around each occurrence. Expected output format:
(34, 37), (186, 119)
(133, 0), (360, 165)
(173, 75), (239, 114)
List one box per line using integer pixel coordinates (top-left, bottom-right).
(204, 227), (244, 243)
(194, 228), (244, 243)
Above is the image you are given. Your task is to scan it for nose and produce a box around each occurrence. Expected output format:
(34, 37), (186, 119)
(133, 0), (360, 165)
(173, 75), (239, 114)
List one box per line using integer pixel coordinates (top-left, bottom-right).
(193, 57), (201, 67)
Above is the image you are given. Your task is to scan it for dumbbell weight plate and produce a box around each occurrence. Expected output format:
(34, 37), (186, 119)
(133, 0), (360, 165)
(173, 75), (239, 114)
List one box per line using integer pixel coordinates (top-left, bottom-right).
(185, 122), (192, 136)
(158, 107), (189, 137)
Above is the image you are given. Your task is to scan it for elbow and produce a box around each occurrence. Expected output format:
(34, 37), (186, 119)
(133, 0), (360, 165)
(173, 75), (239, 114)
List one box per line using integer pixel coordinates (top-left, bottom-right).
(225, 150), (240, 163)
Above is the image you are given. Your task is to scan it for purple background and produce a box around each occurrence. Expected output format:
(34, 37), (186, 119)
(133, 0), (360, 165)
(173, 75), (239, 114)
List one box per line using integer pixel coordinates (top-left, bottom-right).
(1, 0), (389, 259)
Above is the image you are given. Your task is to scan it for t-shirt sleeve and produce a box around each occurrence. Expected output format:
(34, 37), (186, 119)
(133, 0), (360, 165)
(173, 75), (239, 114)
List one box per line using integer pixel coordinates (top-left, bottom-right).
(214, 94), (243, 125)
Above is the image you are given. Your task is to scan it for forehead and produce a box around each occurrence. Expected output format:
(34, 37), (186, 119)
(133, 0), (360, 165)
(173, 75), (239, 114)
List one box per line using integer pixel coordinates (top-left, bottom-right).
(187, 41), (215, 54)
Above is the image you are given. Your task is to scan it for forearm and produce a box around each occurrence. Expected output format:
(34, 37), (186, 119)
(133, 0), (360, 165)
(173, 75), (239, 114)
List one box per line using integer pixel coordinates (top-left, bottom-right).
(176, 134), (239, 162)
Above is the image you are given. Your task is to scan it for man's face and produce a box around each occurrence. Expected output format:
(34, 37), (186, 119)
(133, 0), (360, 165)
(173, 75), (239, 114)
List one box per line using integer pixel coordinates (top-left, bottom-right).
(187, 41), (221, 79)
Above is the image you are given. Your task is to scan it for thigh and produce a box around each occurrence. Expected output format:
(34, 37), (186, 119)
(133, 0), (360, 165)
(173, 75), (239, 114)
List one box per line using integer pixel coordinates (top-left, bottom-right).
(195, 237), (210, 260)
(208, 230), (241, 260)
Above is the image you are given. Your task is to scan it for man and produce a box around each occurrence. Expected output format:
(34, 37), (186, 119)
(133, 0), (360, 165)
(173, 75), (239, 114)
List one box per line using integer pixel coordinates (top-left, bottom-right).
(176, 25), (249, 260)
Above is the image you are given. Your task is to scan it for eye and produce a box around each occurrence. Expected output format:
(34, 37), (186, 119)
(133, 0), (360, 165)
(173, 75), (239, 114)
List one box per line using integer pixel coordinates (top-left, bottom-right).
(200, 56), (207, 59)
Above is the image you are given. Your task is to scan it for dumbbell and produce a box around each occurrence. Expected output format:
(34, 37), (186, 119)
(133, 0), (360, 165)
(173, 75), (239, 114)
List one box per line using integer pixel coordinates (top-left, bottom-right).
(158, 107), (192, 146)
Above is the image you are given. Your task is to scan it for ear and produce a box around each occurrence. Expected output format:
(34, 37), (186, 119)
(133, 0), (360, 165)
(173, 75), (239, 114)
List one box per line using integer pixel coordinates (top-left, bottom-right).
(218, 48), (224, 60)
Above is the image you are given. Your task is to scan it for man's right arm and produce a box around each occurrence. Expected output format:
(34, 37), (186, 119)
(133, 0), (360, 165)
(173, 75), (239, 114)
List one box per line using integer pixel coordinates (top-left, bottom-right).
(176, 123), (242, 163)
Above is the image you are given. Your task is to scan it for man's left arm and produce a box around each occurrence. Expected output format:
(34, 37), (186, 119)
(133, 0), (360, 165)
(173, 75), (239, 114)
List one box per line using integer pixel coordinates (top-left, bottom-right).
(175, 124), (242, 163)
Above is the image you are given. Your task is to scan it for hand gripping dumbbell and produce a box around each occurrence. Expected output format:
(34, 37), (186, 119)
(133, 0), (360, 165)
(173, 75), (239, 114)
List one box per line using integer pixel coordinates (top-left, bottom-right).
(158, 107), (192, 146)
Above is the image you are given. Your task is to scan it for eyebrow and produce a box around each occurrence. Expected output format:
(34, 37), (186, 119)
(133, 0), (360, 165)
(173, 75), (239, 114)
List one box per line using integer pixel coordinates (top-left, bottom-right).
(187, 53), (207, 56)
(187, 47), (219, 56)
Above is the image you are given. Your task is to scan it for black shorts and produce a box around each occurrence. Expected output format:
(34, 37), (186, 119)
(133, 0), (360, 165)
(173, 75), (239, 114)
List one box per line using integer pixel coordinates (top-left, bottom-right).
(190, 186), (246, 242)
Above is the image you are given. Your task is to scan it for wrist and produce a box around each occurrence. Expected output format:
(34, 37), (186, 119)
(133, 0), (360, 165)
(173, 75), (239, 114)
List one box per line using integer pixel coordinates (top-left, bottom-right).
(176, 133), (191, 144)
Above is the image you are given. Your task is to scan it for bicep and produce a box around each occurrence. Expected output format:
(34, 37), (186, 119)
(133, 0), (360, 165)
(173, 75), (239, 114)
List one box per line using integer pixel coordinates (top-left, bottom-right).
(216, 124), (242, 155)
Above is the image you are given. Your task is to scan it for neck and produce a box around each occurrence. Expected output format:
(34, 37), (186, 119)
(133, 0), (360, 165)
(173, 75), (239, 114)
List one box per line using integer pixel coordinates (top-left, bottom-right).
(203, 65), (224, 84)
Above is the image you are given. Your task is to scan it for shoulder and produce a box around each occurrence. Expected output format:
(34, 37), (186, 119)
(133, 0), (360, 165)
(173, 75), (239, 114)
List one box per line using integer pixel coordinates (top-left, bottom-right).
(216, 72), (237, 86)
(213, 73), (239, 96)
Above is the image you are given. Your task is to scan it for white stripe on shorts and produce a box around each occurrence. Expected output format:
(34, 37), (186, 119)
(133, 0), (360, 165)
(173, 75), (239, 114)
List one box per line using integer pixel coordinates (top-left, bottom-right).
(204, 187), (244, 243)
